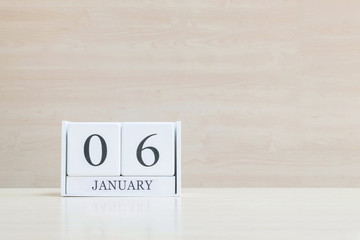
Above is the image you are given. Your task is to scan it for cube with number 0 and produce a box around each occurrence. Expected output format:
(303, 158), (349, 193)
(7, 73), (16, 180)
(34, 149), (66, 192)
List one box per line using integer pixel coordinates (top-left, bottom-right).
(67, 122), (121, 177)
(61, 121), (181, 197)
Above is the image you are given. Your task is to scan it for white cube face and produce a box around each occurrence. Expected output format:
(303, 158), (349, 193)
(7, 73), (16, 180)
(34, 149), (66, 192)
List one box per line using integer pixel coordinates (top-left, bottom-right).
(122, 122), (175, 176)
(67, 123), (121, 176)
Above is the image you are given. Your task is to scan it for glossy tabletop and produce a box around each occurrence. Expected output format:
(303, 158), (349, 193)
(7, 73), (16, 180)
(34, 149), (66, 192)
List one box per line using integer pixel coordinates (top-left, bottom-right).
(0, 188), (359, 239)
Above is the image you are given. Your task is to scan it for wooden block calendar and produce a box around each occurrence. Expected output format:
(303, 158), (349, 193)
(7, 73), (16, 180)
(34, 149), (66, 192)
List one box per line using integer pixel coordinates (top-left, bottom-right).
(61, 121), (181, 196)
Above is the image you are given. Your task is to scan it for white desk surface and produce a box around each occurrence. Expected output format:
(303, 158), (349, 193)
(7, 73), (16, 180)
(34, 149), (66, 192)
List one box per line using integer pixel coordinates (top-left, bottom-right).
(0, 188), (359, 239)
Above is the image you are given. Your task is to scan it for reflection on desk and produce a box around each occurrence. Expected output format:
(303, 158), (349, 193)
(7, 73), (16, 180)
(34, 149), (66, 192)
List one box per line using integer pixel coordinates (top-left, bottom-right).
(62, 196), (180, 236)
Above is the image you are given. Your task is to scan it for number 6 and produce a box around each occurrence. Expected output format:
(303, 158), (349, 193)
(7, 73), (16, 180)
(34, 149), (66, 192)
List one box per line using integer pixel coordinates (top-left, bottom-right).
(136, 134), (159, 167)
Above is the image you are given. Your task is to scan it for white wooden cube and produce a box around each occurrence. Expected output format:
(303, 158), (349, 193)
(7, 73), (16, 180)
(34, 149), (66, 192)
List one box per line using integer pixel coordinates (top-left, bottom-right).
(67, 122), (121, 176)
(122, 122), (175, 176)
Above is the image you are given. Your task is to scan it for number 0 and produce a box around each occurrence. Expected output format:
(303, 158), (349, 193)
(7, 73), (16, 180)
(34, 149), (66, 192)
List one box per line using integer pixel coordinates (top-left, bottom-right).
(83, 134), (107, 166)
(136, 134), (159, 167)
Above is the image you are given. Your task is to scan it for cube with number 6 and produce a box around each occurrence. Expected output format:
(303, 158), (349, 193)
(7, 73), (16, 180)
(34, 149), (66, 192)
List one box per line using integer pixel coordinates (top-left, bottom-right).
(121, 122), (175, 176)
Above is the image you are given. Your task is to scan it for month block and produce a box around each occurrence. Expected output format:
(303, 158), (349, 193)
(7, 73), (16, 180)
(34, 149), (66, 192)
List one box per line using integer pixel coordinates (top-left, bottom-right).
(61, 121), (181, 197)
(122, 122), (175, 176)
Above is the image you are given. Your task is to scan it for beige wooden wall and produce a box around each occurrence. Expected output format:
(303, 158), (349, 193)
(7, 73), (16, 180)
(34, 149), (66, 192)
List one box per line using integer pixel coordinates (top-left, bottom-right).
(1, 0), (360, 187)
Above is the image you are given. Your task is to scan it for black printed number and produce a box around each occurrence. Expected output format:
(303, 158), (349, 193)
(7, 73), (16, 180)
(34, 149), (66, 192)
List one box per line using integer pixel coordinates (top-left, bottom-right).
(136, 134), (159, 167)
(83, 134), (107, 166)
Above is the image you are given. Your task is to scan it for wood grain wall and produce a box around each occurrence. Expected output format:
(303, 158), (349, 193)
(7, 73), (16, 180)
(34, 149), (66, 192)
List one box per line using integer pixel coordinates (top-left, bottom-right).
(1, 0), (360, 187)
